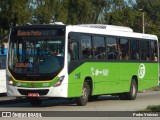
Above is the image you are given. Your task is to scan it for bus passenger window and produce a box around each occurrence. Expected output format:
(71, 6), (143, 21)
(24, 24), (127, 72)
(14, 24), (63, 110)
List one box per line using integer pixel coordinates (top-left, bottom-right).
(81, 35), (92, 59)
(150, 41), (158, 61)
(140, 40), (150, 61)
(130, 40), (139, 60)
(93, 36), (105, 60)
(106, 37), (118, 60)
(119, 38), (129, 60)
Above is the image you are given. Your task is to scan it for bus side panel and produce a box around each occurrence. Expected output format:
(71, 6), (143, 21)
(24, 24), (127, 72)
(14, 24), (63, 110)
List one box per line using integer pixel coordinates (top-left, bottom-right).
(138, 63), (158, 91)
(68, 62), (159, 98)
(120, 62), (158, 92)
(68, 62), (123, 97)
(119, 63), (132, 92)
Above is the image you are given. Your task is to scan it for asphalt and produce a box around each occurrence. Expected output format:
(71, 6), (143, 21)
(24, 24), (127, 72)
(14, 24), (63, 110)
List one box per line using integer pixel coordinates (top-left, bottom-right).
(0, 86), (160, 105)
(0, 94), (28, 104)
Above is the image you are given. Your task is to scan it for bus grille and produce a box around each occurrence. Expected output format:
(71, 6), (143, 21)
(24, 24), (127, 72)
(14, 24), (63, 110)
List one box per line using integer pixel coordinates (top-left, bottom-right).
(18, 89), (49, 95)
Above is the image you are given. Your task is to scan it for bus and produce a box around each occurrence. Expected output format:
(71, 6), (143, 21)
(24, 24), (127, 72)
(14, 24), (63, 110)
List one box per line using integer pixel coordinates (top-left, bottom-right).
(0, 43), (7, 94)
(6, 23), (159, 106)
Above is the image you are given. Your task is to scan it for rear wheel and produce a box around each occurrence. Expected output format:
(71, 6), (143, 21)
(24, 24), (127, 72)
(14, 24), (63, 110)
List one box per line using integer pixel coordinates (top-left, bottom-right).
(75, 83), (90, 106)
(119, 79), (137, 100)
(125, 79), (137, 100)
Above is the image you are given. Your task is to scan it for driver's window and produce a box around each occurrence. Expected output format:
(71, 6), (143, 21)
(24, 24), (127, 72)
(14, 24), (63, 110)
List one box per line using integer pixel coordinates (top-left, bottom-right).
(1, 44), (4, 54)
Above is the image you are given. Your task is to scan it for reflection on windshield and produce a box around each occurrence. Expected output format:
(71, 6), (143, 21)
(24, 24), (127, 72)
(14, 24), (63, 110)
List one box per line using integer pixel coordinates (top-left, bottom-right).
(9, 39), (64, 74)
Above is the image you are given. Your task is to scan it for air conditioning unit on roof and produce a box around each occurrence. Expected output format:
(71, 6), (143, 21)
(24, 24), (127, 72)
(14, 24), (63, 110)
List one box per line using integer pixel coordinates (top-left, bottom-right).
(77, 24), (133, 32)
(49, 22), (64, 25)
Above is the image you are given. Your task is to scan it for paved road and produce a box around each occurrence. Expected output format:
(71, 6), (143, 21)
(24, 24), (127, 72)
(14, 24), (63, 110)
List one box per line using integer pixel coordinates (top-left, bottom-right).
(0, 91), (160, 111)
(0, 91), (160, 120)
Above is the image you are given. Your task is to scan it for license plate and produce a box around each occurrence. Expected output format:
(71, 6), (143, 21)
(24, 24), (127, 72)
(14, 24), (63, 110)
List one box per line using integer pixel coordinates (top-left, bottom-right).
(28, 93), (39, 97)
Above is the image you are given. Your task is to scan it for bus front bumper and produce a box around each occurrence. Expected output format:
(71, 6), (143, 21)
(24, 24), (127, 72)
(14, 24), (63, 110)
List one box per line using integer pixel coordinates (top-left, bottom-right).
(7, 84), (68, 98)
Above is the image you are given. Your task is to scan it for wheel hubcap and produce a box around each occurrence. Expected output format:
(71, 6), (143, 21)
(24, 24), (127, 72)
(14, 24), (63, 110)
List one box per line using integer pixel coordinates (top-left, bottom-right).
(82, 88), (88, 100)
(132, 84), (136, 96)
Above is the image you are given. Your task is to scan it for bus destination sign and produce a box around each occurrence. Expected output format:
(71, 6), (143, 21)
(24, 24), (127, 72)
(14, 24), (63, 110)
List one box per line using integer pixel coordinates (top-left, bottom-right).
(15, 29), (64, 37)
(17, 30), (42, 36)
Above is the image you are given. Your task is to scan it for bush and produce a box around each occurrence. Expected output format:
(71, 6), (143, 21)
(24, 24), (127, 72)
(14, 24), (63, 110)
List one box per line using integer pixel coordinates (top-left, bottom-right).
(145, 105), (160, 112)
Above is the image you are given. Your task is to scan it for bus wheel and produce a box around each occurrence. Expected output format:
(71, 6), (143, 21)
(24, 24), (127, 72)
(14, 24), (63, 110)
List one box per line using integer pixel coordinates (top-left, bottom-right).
(125, 79), (138, 100)
(75, 83), (90, 106)
(29, 98), (42, 106)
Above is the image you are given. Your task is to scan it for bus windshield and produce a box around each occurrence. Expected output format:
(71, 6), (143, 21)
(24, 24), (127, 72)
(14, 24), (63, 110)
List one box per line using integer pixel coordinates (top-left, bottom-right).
(8, 28), (65, 81)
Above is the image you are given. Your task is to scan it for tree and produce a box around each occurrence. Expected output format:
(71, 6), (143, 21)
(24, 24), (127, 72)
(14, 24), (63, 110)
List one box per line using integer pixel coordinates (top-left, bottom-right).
(103, 0), (160, 39)
(66, 0), (91, 24)
(135, 0), (160, 22)
(8, 0), (32, 26)
(33, 0), (61, 24)
(0, 0), (10, 40)
(66, 0), (110, 24)
(135, 0), (160, 38)
(104, 0), (136, 28)
(0, 0), (32, 44)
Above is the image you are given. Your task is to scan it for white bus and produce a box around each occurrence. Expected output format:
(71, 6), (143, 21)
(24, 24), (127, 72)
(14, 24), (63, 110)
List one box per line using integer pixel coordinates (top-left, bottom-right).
(6, 23), (158, 106)
(0, 43), (7, 94)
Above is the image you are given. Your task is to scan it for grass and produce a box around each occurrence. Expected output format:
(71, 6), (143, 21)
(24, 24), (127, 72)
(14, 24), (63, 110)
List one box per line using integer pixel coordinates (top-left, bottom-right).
(139, 86), (160, 112)
(142, 105), (160, 112)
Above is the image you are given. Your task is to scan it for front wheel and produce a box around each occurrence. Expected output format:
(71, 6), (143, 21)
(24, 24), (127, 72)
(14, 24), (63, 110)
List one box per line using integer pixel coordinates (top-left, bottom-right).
(75, 83), (90, 106)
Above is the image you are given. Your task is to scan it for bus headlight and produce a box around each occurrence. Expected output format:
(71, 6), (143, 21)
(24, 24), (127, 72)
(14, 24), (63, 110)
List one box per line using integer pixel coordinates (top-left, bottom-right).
(9, 80), (13, 85)
(7, 76), (14, 86)
(6, 73), (14, 86)
(54, 76), (65, 87)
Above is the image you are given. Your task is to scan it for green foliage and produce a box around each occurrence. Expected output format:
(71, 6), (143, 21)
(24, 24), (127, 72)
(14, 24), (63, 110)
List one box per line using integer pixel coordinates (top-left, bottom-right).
(65, 0), (109, 24)
(33, 0), (59, 24)
(0, 0), (160, 42)
(104, 0), (139, 31)
(136, 0), (160, 22)
(145, 105), (160, 112)
(104, 0), (160, 39)
(0, 0), (31, 41)
(135, 0), (160, 38)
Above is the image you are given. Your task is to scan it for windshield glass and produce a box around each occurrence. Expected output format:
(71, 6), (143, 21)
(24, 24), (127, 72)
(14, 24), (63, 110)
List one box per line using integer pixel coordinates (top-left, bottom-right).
(8, 37), (64, 80)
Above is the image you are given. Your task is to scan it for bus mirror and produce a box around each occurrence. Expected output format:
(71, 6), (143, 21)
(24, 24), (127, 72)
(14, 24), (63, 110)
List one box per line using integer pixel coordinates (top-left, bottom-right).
(1, 44), (4, 54)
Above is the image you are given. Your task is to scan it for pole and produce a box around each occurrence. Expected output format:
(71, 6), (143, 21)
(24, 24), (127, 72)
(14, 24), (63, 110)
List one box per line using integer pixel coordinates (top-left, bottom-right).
(142, 12), (145, 34)
(139, 9), (145, 34)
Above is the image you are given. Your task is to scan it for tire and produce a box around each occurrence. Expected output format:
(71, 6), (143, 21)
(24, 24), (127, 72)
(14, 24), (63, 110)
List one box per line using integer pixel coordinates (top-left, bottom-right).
(29, 99), (42, 106)
(125, 79), (138, 100)
(75, 83), (90, 106)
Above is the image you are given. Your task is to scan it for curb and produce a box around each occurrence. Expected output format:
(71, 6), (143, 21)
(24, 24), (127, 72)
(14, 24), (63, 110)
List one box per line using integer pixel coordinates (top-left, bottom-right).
(138, 86), (160, 93)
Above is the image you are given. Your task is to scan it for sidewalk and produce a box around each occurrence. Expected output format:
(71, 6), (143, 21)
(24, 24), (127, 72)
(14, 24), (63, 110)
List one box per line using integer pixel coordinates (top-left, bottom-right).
(141, 85), (160, 92)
